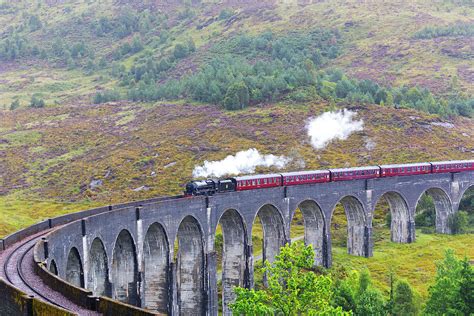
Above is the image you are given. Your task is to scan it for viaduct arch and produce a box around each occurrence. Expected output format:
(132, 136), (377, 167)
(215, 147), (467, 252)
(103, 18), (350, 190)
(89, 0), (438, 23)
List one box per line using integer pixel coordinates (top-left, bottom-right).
(3, 170), (471, 315)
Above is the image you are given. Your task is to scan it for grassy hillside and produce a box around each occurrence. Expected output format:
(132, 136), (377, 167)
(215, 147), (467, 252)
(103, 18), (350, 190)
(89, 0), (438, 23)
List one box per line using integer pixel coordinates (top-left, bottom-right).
(331, 231), (474, 300)
(0, 0), (473, 305)
(1, 100), (473, 237)
(0, 0), (473, 110)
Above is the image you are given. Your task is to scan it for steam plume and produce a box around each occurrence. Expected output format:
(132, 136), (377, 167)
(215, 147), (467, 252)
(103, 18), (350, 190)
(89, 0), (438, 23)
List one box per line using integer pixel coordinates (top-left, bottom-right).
(306, 110), (364, 149)
(193, 148), (290, 178)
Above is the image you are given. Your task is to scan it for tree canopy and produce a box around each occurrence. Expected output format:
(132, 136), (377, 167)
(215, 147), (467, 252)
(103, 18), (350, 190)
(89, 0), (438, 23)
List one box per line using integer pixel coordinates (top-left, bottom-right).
(230, 243), (349, 315)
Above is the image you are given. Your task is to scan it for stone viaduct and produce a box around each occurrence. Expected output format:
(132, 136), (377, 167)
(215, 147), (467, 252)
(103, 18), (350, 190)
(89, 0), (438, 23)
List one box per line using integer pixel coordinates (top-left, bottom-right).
(2, 171), (473, 315)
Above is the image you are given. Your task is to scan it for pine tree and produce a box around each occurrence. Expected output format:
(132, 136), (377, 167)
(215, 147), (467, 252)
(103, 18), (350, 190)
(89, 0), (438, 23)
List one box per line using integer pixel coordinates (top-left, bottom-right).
(223, 81), (249, 110)
(392, 280), (417, 316)
(458, 258), (474, 315)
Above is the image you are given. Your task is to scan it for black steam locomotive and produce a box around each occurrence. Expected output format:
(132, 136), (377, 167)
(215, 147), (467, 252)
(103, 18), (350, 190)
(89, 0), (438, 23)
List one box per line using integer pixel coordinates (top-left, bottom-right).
(185, 178), (236, 196)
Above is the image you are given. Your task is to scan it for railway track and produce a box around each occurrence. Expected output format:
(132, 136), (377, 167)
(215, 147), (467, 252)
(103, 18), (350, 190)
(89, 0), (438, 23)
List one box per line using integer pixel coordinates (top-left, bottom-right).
(0, 195), (184, 315)
(0, 231), (101, 315)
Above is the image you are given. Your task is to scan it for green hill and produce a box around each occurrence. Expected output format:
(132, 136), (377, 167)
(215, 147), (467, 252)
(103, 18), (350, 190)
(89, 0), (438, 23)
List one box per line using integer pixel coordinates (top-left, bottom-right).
(0, 0), (473, 113)
(0, 0), (473, 305)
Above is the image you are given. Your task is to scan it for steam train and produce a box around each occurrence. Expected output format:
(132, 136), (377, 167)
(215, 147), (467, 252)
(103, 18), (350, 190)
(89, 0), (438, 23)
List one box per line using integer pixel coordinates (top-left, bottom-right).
(184, 160), (474, 196)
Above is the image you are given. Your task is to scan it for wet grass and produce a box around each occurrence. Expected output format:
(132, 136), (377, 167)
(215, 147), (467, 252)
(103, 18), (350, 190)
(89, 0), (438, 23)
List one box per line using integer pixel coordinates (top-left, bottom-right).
(0, 194), (97, 238)
(331, 230), (474, 300)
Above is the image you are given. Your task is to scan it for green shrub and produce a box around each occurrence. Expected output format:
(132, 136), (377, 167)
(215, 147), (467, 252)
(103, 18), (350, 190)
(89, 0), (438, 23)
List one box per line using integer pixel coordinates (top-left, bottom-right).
(30, 94), (45, 108)
(223, 81), (249, 110)
(9, 98), (20, 110)
(448, 211), (469, 234)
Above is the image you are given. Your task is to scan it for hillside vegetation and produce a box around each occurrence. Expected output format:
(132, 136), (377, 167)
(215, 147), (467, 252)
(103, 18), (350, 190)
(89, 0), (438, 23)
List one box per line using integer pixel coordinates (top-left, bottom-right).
(0, 0), (473, 235)
(0, 0), (473, 307)
(0, 0), (473, 114)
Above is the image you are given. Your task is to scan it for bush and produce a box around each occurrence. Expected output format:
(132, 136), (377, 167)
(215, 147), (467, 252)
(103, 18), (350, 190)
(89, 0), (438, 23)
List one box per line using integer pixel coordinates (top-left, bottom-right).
(223, 81), (249, 110)
(425, 250), (474, 315)
(173, 43), (189, 59)
(93, 89), (121, 104)
(9, 99), (20, 110)
(448, 211), (469, 234)
(28, 14), (42, 32)
(414, 22), (474, 39)
(356, 288), (386, 316)
(218, 9), (234, 20)
(30, 94), (45, 108)
(421, 227), (435, 234)
(415, 194), (435, 227)
(392, 280), (418, 316)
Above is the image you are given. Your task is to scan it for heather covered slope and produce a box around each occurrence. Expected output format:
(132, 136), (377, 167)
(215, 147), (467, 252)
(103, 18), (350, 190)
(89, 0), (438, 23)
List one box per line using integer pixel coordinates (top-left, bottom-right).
(1, 100), (473, 236)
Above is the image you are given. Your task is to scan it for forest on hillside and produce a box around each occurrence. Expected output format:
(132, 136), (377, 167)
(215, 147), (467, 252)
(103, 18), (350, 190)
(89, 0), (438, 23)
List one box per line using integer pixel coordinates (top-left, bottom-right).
(1, 0), (473, 117)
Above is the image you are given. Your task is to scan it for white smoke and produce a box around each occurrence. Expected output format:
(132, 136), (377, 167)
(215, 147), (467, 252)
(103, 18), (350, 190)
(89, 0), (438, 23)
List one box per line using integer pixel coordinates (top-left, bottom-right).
(306, 109), (364, 149)
(193, 148), (290, 178)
